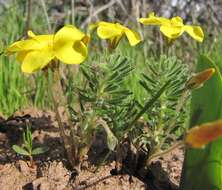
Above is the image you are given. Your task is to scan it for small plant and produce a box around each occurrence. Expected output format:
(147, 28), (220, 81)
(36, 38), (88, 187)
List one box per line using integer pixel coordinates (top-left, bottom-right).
(7, 25), (91, 170)
(68, 55), (135, 166)
(68, 54), (188, 175)
(12, 126), (48, 167)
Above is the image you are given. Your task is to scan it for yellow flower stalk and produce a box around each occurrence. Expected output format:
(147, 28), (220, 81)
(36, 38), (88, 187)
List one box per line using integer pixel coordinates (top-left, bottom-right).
(7, 25), (89, 73)
(139, 12), (204, 42)
(89, 21), (141, 49)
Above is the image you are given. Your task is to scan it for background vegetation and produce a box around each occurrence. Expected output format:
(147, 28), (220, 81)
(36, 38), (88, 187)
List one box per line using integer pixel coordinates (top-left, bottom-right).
(0, 0), (221, 116)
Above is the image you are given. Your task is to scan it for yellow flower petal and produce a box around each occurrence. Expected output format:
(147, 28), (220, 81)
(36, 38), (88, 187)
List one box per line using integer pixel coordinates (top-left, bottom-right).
(54, 25), (88, 64)
(185, 119), (222, 148)
(27, 30), (54, 48)
(139, 18), (165, 25)
(148, 12), (155, 17)
(7, 40), (41, 53)
(21, 50), (54, 73)
(88, 23), (98, 31)
(27, 30), (36, 38)
(16, 51), (29, 63)
(73, 41), (88, 60)
(139, 12), (169, 25)
(184, 25), (204, 42)
(97, 24), (122, 39)
(160, 25), (183, 39)
(124, 28), (141, 46)
(55, 40), (87, 64)
(171, 16), (184, 26)
(98, 21), (115, 27)
(108, 35), (123, 49)
(31, 35), (54, 46)
(82, 35), (90, 45)
(55, 25), (86, 41)
(7, 34), (54, 53)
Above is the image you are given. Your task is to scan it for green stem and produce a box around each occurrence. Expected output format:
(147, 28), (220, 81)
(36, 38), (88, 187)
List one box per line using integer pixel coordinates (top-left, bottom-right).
(40, 0), (51, 32)
(128, 80), (170, 129)
(157, 97), (163, 131)
(71, 0), (75, 25)
(146, 140), (184, 165)
(149, 89), (189, 161)
(159, 89), (189, 148)
(46, 69), (76, 168)
(24, 0), (32, 35)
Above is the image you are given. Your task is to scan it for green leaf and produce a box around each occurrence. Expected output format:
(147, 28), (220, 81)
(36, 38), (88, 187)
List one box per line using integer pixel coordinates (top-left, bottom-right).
(32, 146), (49, 155)
(104, 84), (119, 92)
(139, 80), (153, 94)
(23, 132), (28, 145)
(27, 127), (33, 148)
(129, 80), (171, 128)
(12, 145), (30, 156)
(142, 73), (156, 84)
(111, 58), (127, 71)
(80, 66), (91, 81)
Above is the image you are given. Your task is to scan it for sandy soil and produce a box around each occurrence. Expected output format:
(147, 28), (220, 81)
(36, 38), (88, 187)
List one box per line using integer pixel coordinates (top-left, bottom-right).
(0, 107), (183, 190)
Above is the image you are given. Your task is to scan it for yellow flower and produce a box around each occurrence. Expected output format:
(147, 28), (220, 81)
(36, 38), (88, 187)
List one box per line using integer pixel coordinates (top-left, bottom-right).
(89, 21), (141, 49)
(7, 25), (89, 73)
(185, 68), (215, 89)
(139, 12), (204, 42)
(185, 119), (222, 148)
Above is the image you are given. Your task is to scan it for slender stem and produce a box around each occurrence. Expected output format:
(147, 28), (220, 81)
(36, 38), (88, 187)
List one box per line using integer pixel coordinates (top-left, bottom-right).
(40, 0), (51, 32)
(149, 89), (189, 163)
(29, 155), (34, 168)
(128, 80), (170, 129)
(159, 89), (189, 147)
(157, 97), (163, 131)
(46, 69), (75, 168)
(71, 0), (75, 25)
(147, 140), (184, 165)
(24, 0), (32, 36)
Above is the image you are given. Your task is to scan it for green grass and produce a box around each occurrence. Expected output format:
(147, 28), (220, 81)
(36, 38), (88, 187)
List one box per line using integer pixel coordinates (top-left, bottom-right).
(0, 3), (27, 115)
(0, 2), (53, 116)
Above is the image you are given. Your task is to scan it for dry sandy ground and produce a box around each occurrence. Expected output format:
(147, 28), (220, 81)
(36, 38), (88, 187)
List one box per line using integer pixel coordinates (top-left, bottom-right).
(0, 107), (183, 190)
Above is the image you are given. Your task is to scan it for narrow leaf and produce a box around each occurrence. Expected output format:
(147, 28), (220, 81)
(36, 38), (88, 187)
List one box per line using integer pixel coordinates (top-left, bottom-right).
(129, 80), (170, 127)
(32, 146), (49, 155)
(12, 145), (30, 156)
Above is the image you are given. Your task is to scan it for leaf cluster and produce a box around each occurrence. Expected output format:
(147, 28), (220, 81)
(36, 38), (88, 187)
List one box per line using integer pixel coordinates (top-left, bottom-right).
(69, 54), (189, 157)
(12, 126), (48, 157)
(137, 55), (189, 151)
(69, 55), (137, 150)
